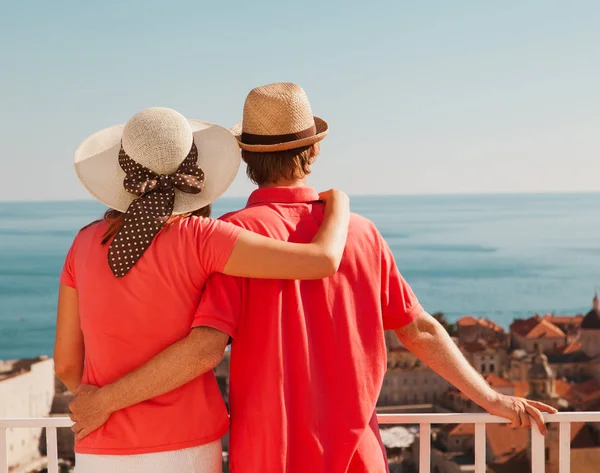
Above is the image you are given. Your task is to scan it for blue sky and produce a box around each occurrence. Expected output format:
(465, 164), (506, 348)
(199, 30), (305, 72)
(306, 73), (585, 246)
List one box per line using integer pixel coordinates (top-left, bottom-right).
(1, 1), (599, 201)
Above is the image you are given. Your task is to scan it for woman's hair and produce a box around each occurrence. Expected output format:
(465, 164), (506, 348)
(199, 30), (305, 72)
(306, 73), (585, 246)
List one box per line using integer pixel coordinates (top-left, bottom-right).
(100, 205), (212, 244)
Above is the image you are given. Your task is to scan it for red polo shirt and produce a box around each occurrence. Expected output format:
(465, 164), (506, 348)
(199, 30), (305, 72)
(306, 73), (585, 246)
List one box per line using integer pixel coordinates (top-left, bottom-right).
(193, 187), (423, 473)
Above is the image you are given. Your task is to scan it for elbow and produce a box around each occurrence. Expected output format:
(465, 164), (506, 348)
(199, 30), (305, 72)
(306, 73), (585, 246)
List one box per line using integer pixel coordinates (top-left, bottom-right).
(192, 348), (226, 377)
(54, 361), (81, 385)
(322, 250), (342, 277)
(207, 350), (225, 372)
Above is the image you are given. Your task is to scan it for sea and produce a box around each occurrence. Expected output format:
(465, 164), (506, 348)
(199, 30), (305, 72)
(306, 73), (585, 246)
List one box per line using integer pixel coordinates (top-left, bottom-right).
(1, 193), (600, 360)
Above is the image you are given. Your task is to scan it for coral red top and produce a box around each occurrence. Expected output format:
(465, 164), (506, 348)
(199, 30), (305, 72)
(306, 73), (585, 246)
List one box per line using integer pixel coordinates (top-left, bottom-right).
(60, 217), (240, 454)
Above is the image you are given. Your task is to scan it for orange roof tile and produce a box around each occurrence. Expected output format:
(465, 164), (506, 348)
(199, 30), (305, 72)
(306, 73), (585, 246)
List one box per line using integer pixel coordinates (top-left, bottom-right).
(552, 341), (583, 354)
(555, 379), (573, 399)
(512, 379), (600, 407)
(486, 374), (513, 388)
(457, 316), (478, 327)
(525, 319), (565, 339)
(571, 379), (600, 404)
(447, 423), (475, 436)
(458, 316), (505, 333)
(545, 314), (584, 326)
(486, 424), (529, 463)
(513, 381), (529, 398)
(570, 448), (600, 473)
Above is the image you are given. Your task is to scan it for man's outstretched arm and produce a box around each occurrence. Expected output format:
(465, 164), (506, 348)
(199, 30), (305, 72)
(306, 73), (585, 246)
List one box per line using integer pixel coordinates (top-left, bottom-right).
(69, 326), (229, 439)
(395, 312), (558, 435)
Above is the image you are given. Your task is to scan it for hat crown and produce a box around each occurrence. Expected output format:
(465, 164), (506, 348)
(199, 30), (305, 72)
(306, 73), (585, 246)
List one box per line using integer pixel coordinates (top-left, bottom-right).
(122, 107), (193, 175)
(242, 82), (315, 136)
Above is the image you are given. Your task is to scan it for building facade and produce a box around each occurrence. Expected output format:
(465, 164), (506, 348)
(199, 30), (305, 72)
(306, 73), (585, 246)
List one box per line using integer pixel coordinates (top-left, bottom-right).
(0, 357), (55, 472)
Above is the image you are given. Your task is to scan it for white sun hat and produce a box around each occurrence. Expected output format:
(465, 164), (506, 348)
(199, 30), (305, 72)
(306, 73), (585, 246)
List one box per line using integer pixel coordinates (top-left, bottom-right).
(74, 107), (241, 214)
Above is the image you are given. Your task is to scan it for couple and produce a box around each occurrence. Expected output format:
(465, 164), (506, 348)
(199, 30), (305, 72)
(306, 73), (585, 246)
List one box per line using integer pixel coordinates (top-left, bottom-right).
(55, 83), (556, 473)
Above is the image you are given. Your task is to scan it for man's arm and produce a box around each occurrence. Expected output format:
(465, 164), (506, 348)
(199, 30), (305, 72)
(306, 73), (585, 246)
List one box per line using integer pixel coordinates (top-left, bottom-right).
(69, 326), (228, 439)
(395, 312), (557, 434)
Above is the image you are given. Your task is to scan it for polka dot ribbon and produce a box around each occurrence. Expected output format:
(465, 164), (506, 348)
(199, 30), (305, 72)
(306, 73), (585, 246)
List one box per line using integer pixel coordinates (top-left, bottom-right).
(108, 142), (205, 277)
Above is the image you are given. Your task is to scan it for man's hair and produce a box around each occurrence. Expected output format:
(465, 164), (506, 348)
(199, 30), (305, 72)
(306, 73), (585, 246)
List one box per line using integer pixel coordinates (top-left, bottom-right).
(243, 143), (320, 186)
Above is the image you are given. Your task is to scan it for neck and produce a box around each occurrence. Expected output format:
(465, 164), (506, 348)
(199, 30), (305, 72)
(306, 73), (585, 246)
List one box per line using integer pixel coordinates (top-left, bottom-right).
(259, 177), (307, 189)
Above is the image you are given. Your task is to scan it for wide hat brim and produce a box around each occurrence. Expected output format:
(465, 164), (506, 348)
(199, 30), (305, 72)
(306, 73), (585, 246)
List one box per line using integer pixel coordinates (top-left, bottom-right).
(74, 120), (241, 214)
(230, 116), (328, 152)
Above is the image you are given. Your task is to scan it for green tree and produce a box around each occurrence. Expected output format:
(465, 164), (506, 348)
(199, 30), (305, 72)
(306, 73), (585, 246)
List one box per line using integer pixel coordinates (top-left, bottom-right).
(431, 312), (457, 337)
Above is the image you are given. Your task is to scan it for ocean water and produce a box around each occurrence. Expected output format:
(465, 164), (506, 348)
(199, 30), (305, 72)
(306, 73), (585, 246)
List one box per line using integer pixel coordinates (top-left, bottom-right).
(1, 193), (600, 360)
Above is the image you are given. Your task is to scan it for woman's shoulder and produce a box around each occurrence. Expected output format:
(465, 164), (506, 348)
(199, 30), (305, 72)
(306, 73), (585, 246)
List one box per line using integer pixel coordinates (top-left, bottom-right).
(170, 216), (240, 247)
(175, 215), (225, 233)
(71, 219), (109, 246)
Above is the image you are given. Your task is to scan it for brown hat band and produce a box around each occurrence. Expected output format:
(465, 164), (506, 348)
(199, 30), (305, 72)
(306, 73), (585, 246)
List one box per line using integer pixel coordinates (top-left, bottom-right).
(241, 123), (316, 146)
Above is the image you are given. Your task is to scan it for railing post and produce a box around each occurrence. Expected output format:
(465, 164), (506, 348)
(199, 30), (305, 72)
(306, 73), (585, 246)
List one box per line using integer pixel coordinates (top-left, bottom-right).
(46, 426), (59, 473)
(531, 424), (545, 473)
(0, 428), (6, 473)
(474, 423), (486, 473)
(419, 423), (431, 473)
(559, 422), (570, 473)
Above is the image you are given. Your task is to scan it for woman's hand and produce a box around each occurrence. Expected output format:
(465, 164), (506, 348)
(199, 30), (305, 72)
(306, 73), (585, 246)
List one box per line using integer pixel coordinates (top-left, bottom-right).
(318, 189), (350, 207)
(222, 188), (350, 280)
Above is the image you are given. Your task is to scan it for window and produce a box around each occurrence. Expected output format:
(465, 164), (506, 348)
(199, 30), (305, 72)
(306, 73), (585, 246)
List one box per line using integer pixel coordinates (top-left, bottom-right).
(490, 364), (495, 373)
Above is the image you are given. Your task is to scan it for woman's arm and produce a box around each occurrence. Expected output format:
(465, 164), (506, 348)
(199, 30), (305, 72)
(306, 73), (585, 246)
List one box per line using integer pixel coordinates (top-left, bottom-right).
(222, 189), (350, 279)
(54, 284), (85, 393)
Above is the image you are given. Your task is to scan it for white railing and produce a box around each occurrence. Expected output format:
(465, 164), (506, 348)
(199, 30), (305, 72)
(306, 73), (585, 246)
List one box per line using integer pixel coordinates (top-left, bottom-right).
(379, 412), (600, 473)
(0, 417), (71, 473)
(2, 412), (600, 473)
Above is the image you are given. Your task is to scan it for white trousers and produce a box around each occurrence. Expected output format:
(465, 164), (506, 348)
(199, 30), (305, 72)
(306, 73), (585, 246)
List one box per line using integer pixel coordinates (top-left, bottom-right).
(74, 440), (222, 473)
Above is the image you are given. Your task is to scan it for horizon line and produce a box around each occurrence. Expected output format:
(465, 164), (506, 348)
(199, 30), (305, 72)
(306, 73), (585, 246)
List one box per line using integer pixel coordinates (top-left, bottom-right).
(1, 189), (600, 204)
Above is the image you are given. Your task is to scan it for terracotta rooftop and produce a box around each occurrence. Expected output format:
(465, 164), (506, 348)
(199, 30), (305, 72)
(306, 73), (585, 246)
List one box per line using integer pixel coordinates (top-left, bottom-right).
(445, 423), (476, 436)
(486, 423), (529, 464)
(486, 374), (513, 388)
(550, 340), (582, 355)
(457, 316), (478, 327)
(457, 316), (505, 333)
(512, 379), (600, 408)
(510, 316), (565, 339)
(571, 448), (600, 473)
(543, 314), (584, 326)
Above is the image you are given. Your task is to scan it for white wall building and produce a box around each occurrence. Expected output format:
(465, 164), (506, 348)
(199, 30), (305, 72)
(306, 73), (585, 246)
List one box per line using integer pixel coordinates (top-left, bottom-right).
(0, 357), (55, 471)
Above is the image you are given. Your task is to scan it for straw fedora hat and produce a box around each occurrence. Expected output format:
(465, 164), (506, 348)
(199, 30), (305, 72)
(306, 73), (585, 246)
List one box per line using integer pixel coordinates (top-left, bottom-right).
(230, 82), (328, 152)
(74, 107), (241, 214)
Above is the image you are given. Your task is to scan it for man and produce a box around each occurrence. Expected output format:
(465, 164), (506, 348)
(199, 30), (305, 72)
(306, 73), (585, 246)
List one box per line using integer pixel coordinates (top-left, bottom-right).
(70, 83), (556, 473)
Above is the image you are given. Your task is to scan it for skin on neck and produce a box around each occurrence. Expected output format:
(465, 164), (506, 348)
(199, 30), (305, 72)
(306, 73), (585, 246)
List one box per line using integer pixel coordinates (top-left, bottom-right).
(259, 176), (308, 189)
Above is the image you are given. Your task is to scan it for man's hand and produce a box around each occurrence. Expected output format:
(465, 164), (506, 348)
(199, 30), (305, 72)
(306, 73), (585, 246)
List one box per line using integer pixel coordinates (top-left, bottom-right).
(69, 384), (114, 440)
(479, 392), (558, 435)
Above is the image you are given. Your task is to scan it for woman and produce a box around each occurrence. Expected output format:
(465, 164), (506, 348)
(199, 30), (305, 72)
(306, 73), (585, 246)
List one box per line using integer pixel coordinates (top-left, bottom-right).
(54, 108), (349, 473)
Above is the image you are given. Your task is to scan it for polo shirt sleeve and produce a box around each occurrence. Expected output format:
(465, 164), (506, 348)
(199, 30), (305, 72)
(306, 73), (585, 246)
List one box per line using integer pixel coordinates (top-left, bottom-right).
(60, 238), (77, 288)
(192, 273), (242, 339)
(379, 233), (423, 330)
(196, 218), (242, 275)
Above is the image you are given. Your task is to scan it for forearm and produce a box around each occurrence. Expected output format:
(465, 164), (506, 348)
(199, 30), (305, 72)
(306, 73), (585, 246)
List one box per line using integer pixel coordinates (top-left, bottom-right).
(99, 328), (227, 413)
(311, 192), (350, 266)
(57, 370), (82, 394)
(395, 313), (497, 407)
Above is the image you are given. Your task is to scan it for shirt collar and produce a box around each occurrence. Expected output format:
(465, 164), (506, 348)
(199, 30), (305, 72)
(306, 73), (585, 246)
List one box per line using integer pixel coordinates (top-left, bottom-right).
(246, 186), (320, 207)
